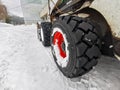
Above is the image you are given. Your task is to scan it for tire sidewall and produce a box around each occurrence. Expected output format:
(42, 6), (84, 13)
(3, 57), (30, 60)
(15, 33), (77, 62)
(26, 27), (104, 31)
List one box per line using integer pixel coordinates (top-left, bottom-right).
(37, 28), (42, 41)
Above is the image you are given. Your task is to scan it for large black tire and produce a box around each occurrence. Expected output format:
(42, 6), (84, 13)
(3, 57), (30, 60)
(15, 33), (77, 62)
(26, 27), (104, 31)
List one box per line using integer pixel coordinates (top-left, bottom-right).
(39, 22), (52, 46)
(51, 16), (101, 78)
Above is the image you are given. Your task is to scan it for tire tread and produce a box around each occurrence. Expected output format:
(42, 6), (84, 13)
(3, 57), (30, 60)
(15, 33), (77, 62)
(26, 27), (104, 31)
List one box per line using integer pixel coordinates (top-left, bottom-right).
(61, 16), (101, 78)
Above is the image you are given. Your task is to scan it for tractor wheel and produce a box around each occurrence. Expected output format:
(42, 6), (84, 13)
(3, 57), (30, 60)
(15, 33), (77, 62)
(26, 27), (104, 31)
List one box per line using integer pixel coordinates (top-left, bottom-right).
(51, 16), (101, 78)
(40, 22), (52, 46)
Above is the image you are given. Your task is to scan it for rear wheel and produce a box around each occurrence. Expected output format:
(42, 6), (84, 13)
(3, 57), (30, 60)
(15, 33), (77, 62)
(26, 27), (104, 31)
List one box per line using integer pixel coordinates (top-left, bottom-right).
(51, 16), (101, 78)
(39, 22), (52, 46)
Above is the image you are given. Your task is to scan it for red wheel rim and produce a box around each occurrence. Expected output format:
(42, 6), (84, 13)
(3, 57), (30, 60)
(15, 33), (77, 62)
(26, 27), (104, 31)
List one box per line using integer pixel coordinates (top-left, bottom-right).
(53, 31), (66, 58)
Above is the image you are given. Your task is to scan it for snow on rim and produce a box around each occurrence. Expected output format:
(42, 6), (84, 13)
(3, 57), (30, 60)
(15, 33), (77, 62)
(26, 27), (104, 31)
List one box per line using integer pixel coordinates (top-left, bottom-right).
(52, 27), (69, 68)
(40, 28), (44, 42)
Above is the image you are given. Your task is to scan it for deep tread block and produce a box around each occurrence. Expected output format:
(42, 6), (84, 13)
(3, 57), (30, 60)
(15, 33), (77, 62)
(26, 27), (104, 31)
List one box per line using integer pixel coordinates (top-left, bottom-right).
(86, 46), (101, 59)
(76, 57), (88, 68)
(68, 20), (77, 31)
(63, 15), (71, 23)
(83, 31), (97, 45)
(76, 43), (87, 57)
(78, 22), (93, 32)
(73, 30), (84, 43)
(84, 59), (98, 70)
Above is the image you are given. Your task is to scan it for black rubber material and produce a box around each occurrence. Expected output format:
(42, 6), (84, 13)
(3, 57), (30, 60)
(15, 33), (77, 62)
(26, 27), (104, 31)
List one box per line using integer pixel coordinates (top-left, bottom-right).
(40, 22), (52, 46)
(78, 7), (114, 57)
(51, 16), (101, 78)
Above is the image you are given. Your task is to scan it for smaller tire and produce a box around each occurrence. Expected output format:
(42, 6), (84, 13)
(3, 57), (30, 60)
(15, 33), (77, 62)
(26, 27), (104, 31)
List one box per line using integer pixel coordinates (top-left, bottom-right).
(39, 22), (52, 46)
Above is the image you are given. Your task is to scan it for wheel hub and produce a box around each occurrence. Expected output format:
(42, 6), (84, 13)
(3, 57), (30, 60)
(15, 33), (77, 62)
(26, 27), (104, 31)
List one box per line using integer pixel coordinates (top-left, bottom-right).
(53, 31), (66, 58)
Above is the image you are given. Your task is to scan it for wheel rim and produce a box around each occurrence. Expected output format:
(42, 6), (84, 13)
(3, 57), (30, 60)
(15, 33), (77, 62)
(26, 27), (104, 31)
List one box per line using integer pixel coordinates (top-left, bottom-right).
(52, 27), (69, 67)
(40, 28), (44, 41)
(53, 31), (66, 58)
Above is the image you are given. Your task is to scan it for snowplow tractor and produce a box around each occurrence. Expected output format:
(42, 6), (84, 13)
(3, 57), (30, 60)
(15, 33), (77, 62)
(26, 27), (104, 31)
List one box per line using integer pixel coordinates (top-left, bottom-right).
(37, 0), (120, 78)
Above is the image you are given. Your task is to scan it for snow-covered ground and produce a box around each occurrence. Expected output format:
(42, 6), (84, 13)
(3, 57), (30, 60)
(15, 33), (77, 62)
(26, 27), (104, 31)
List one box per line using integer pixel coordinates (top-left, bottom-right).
(0, 23), (120, 90)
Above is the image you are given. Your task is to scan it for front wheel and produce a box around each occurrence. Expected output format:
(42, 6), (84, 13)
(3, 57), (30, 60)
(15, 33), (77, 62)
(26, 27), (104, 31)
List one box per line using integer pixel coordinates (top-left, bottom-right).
(51, 16), (101, 78)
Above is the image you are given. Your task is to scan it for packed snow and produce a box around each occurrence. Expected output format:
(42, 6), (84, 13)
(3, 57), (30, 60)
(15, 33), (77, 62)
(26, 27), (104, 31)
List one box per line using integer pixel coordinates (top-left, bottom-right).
(0, 23), (120, 90)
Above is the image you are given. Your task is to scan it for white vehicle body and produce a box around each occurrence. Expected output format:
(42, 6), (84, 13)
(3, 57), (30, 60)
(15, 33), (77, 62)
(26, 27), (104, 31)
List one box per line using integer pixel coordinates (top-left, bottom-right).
(91, 0), (120, 38)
